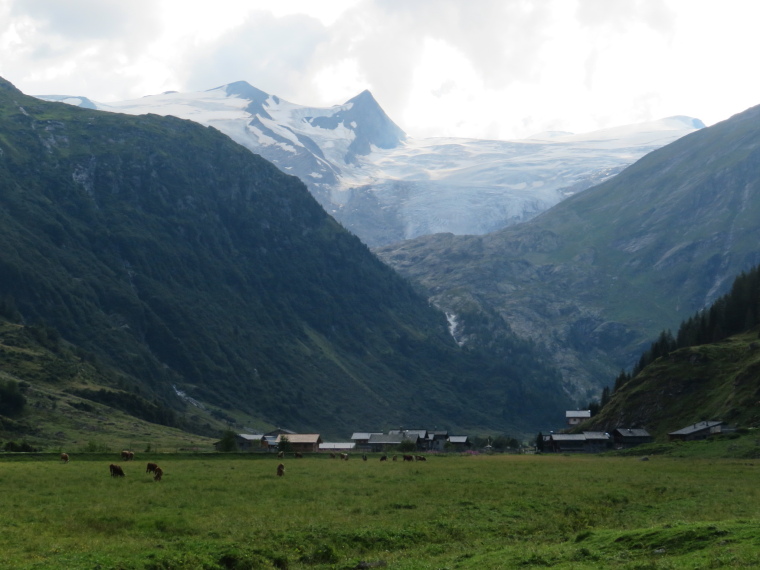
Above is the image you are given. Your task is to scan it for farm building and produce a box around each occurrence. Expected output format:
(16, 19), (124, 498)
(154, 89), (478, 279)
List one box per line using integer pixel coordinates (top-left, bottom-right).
(351, 432), (382, 450)
(566, 410), (591, 426)
(367, 433), (418, 452)
(234, 434), (264, 451)
(276, 433), (322, 453)
(447, 435), (471, 450)
(612, 428), (654, 449)
(668, 421), (725, 442)
(545, 432), (612, 453)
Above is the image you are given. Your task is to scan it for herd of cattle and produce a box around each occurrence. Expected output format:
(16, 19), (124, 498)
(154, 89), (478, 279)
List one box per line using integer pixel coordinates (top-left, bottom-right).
(57, 450), (429, 479)
(59, 450), (164, 482)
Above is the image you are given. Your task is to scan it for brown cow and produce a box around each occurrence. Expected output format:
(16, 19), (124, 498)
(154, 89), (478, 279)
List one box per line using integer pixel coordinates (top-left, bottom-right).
(146, 462), (158, 474)
(121, 450), (134, 461)
(403, 455), (414, 462)
(392, 455), (397, 461)
(153, 466), (163, 482)
(109, 463), (125, 477)
(276, 463), (285, 477)
(416, 455), (427, 461)
(379, 455), (387, 462)
(60, 453), (69, 463)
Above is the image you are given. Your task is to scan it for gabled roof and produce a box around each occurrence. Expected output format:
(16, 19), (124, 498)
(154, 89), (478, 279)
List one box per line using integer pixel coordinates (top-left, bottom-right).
(448, 436), (469, 443)
(275, 433), (322, 444)
(613, 428), (652, 438)
(668, 420), (723, 436)
(389, 429), (427, 439)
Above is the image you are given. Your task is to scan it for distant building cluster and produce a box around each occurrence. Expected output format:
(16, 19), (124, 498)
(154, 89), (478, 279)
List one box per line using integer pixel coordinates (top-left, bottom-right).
(216, 427), (471, 453)
(541, 411), (734, 454)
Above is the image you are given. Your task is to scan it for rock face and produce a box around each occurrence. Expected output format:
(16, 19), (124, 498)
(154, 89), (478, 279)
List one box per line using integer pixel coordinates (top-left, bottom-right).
(37, 83), (702, 246)
(377, 103), (760, 403)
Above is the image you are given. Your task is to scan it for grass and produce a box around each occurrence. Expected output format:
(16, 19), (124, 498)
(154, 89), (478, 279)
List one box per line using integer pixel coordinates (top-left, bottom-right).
(1, 452), (759, 569)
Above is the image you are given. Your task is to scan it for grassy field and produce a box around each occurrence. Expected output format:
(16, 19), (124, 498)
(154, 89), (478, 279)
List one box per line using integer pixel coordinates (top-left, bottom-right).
(1, 451), (759, 569)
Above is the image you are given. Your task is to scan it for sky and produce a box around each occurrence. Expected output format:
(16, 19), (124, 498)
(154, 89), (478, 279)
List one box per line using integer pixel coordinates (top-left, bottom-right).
(1, 0), (759, 141)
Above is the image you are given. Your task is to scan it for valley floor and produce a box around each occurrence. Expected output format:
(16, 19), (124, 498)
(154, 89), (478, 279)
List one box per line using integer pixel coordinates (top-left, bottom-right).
(1, 447), (759, 569)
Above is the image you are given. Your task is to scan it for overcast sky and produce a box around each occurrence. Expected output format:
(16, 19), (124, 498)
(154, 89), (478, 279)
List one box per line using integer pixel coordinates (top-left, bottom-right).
(2, 0), (759, 140)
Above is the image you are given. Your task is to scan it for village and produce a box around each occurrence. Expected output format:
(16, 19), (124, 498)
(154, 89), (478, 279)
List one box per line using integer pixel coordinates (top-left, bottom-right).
(217, 412), (733, 455)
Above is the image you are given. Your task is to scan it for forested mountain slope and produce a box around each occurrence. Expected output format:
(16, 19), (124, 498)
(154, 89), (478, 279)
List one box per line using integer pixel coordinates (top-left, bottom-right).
(583, 266), (760, 438)
(0, 78), (567, 438)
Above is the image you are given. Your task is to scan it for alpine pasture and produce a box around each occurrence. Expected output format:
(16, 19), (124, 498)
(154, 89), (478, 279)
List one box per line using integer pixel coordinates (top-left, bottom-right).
(1, 450), (759, 569)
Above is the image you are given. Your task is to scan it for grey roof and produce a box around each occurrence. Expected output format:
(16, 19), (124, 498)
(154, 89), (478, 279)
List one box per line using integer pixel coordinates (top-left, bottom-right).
(236, 434), (263, 441)
(368, 433), (407, 444)
(550, 434), (587, 441)
(320, 442), (356, 450)
(582, 432), (611, 440)
(389, 429), (427, 439)
(566, 410), (591, 418)
(613, 428), (652, 438)
(351, 432), (382, 440)
(669, 420), (723, 436)
(448, 436), (469, 443)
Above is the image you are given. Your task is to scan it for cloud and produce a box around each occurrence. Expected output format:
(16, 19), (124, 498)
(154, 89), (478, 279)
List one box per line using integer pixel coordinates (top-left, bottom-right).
(181, 11), (329, 98)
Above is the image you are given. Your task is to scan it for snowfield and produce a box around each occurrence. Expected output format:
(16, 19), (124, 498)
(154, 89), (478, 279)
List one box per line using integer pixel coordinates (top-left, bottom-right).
(39, 83), (704, 246)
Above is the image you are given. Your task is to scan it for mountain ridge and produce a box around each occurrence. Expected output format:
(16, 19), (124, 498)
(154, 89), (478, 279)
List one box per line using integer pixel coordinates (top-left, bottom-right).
(36, 81), (702, 246)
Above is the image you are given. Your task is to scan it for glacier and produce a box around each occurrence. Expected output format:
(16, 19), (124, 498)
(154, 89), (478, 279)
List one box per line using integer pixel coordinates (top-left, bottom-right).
(38, 82), (704, 246)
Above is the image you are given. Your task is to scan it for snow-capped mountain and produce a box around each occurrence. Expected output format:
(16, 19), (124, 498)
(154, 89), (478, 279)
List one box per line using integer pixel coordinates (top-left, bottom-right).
(39, 82), (704, 246)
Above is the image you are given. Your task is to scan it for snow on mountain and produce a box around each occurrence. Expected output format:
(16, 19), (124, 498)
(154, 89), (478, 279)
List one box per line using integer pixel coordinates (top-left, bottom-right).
(37, 82), (704, 246)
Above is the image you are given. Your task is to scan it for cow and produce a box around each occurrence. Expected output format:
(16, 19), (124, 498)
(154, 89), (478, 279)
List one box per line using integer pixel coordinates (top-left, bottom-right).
(340, 453), (349, 461)
(109, 463), (125, 477)
(416, 455), (427, 461)
(121, 450), (134, 461)
(277, 451), (284, 458)
(60, 453), (69, 463)
(146, 462), (159, 474)
(330, 452), (336, 459)
(403, 455), (414, 462)
(153, 466), (163, 482)
(362, 454), (367, 461)
(294, 452), (303, 458)
(380, 455), (387, 462)
(276, 463), (285, 477)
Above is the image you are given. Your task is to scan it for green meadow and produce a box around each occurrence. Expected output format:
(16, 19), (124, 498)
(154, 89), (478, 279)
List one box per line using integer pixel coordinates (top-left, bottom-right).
(1, 452), (759, 569)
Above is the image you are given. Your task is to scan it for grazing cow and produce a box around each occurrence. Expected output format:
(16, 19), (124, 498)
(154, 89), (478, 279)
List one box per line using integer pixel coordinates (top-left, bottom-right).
(294, 452), (303, 458)
(277, 451), (284, 458)
(340, 453), (349, 461)
(153, 466), (163, 482)
(416, 456), (427, 461)
(146, 462), (158, 474)
(109, 463), (125, 477)
(403, 455), (414, 462)
(380, 455), (387, 462)
(362, 454), (368, 461)
(276, 463), (285, 477)
(60, 453), (69, 463)
(121, 450), (134, 461)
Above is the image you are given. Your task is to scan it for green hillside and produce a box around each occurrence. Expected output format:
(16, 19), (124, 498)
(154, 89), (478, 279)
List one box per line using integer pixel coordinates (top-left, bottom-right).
(585, 328), (760, 439)
(0, 77), (568, 439)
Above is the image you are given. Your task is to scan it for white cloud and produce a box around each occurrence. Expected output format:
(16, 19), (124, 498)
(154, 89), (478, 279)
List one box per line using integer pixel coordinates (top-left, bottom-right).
(1, 0), (760, 139)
